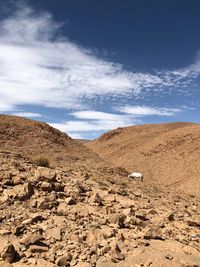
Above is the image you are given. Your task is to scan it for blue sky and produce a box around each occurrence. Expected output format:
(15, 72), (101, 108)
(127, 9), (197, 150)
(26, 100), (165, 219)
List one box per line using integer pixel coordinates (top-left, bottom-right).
(0, 0), (200, 139)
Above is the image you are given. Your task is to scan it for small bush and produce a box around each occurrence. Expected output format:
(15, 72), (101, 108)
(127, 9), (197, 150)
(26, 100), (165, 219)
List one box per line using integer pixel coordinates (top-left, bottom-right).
(32, 156), (50, 167)
(120, 181), (128, 187)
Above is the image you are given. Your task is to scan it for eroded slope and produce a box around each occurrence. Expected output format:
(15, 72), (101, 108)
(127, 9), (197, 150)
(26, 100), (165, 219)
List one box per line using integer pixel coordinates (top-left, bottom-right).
(0, 115), (126, 179)
(87, 122), (200, 193)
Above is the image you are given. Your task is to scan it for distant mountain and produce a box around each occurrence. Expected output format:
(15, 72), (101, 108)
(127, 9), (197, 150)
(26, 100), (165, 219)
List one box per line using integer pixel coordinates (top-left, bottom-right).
(87, 122), (200, 193)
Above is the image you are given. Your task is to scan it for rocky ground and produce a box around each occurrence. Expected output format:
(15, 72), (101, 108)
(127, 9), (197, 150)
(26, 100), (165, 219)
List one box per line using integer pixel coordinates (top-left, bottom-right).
(0, 151), (199, 267)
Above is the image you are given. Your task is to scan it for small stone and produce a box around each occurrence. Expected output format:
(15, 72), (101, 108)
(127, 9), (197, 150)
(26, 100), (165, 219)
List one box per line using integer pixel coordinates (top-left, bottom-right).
(49, 252), (56, 262)
(144, 259), (153, 267)
(19, 232), (42, 247)
(93, 193), (103, 206)
(40, 181), (52, 192)
(35, 167), (56, 182)
(14, 224), (25, 236)
(80, 254), (88, 260)
(29, 245), (49, 253)
(57, 202), (68, 214)
(1, 242), (16, 263)
(166, 212), (174, 221)
(22, 218), (32, 225)
(109, 213), (126, 228)
(66, 197), (76, 205)
(165, 254), (173, 260)
(110, 243), (125, 263)
(38, 197), (58, 210)
(12, 176), (22, 185)
(191, 205), (198, 212)
(143, 226), (164, 240)
(84, 173), (90, 180)
(46, 227), (61, 241)
(186, 220), (200, 228)
(31, 214), (46, 223)
(17, 182), (34, 200)
(30, 199), (37, 208)
(56, 255), (72, 266)
(53, 182), (64, 192)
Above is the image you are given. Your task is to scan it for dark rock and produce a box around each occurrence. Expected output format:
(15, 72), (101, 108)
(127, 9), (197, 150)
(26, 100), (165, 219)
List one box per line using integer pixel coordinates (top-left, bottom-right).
(1, 242), (16, 263)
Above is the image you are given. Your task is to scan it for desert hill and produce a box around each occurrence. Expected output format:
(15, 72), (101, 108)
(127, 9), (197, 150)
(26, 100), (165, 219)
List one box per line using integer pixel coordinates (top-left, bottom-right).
(87, 122), (200, 193)
(0, 115), (126, 179)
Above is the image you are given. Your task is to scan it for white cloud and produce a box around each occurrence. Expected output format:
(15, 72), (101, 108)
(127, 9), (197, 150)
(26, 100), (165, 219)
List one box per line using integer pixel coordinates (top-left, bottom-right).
(71, 110), (126, 120)
(50, 110), (138, 134)
(0, 103), (15, 112)
(0, 5), (145, 111)
(67, 132), (85, 139)
(0, 4), (199, 114)
(118, 106), (181, 116)
(50, 106), (182, 138)
(12, 112), (42, 118)
(50, 117), (134, 132)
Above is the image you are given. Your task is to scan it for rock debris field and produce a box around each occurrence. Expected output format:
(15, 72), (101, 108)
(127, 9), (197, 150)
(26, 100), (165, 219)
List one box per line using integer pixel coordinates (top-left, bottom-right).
(0, 151), (199, 267)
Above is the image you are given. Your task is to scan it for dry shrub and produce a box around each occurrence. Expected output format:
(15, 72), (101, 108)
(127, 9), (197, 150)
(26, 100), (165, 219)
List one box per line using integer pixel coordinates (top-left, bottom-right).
(32, 156), (50, 167)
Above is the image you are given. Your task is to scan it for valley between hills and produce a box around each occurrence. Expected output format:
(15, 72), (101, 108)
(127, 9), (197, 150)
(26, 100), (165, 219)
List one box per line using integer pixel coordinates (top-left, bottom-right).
(0, 115), (199, 267)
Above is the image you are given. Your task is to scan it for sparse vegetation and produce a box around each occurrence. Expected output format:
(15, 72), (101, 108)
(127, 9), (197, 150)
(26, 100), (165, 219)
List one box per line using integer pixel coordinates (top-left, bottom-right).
(120, 181), (128, 187)
(32, 156), (50, 167)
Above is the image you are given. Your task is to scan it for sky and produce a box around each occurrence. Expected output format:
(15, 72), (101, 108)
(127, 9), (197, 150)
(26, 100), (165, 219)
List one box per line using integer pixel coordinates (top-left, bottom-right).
(0, 0), (200, 139)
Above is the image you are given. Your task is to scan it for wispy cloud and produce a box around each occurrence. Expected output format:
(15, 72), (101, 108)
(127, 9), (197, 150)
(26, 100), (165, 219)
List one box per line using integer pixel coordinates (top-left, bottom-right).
(0, 3), (199, 115)
(0, 5), (150, 111)
(12, 112), (42, 118)
(71, 110), (128, 121)
(118, 106), (181, 116)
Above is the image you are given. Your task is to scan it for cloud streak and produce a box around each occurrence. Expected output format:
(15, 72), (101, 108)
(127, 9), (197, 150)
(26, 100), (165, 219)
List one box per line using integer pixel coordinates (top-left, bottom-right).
(118, 106), (181, 116)
(12, 112), (42, 118)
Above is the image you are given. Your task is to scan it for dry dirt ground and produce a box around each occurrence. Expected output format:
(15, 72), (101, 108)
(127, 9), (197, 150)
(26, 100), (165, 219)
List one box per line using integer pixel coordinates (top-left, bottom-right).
(87, 122), (200, 194)
(0, 116), (199, 266)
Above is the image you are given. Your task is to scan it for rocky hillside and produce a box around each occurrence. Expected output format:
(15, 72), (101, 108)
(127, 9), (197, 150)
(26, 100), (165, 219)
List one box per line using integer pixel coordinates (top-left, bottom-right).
(87, 122), (200, 193)
(0, 151), (199, 267)
(0, 115), (126, 179)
